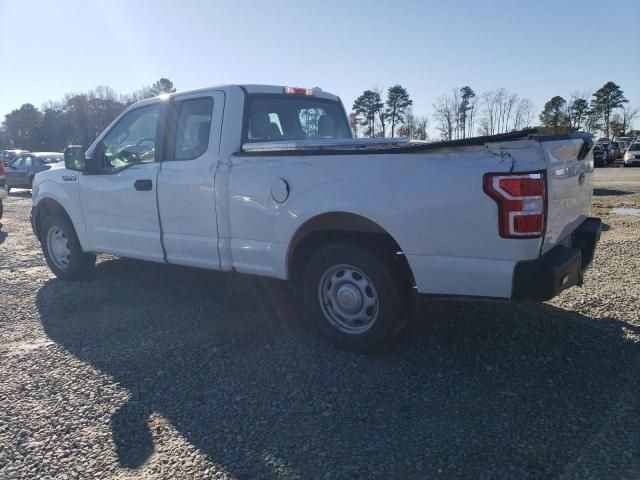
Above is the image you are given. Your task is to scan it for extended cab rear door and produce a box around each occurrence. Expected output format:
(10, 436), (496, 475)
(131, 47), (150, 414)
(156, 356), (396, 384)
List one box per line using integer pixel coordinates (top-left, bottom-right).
(156, 90), (224, 269)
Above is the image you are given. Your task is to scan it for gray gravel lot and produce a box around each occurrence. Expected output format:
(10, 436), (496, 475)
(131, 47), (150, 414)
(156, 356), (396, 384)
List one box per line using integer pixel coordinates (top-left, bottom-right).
(1, 169), (639, 480)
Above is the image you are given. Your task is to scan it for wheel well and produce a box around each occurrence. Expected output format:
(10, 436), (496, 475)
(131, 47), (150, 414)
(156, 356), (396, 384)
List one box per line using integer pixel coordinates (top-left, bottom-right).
(288, 212), (415, 286)
(35, 198), (73, 238)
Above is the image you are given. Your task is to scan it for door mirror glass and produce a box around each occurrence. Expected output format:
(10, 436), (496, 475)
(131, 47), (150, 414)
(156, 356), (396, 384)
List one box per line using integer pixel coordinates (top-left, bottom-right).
(64, 145), (86, 171)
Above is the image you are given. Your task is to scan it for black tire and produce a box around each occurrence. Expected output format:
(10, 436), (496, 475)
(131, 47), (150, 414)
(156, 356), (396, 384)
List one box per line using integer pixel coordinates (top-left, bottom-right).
(41, 212), (96, 280)
(304, 243), (410, 353)
(0, 200), (3, 220)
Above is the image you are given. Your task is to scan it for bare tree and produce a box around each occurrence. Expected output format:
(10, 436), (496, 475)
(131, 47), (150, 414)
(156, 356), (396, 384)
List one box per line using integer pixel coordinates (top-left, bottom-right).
(414, 116), (429, 140)
(621, 104), (639, 136)
(432, 94), (457, 140)
(466, 95), (478, 136)
(479, 90), (498, 135)
(512, 98), (535, 130)
(397, 107), (416, 138)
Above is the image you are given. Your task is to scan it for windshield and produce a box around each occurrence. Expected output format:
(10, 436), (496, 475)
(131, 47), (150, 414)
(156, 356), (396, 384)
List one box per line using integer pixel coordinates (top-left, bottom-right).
(629, 143), (640, 151)
(245, 95), (351, 143)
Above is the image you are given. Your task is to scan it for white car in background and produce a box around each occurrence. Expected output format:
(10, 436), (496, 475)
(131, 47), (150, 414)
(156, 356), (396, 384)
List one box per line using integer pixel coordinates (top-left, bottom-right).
(623, 142), (640, 166)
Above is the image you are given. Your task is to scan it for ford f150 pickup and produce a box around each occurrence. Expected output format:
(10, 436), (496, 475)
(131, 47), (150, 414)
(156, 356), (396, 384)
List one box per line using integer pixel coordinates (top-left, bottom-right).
(30, 84), (601, 352)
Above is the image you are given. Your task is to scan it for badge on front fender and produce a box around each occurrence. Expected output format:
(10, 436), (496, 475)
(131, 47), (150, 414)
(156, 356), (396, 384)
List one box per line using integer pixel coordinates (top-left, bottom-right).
(62, 174), (77, 182)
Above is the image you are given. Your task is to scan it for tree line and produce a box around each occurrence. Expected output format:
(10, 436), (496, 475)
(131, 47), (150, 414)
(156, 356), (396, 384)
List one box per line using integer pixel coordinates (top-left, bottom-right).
(0, 78), (176, 151)
(1, 78), (638, 151)
(351, 84), (535, 141)
(539, 82), (638, 138)
(351, 80), (637, 141)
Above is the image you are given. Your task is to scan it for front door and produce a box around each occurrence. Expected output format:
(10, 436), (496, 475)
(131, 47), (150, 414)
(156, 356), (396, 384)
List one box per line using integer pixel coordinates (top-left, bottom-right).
(79, 102), (165, 262)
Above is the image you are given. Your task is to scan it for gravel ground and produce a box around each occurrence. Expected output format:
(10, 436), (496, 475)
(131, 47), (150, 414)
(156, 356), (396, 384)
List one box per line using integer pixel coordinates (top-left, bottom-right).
(0, 169), (639, 480)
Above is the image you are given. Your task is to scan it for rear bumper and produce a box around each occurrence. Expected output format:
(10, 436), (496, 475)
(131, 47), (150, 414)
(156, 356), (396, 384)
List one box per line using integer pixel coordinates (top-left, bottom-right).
(512, 217), (602, 301)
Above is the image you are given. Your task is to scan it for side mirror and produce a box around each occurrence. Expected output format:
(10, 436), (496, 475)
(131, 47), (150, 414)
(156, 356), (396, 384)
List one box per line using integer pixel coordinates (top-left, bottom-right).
(64, 145), (86, 171)
(64, 145), (102, 172)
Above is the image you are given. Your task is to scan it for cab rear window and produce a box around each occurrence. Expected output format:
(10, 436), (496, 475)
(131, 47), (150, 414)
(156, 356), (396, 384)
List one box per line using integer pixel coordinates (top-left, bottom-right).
(244, 96), (351, 143)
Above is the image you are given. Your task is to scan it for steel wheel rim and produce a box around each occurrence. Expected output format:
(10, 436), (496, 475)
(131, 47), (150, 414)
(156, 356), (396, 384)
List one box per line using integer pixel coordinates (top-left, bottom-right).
(318, 264), (379, 334)
(46, 226), (71, 269)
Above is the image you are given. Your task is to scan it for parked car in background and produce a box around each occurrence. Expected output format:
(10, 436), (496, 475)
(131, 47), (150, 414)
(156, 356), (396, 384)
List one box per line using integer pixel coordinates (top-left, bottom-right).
(617, 140), (629, 153)
(610, 142), (622, 162)
(623, 142), (640, 167)
(592, 144), (607, 167)
(1, 149), (29, 167)
(598, 141), (612, 162)
(5, 152), (64, 191)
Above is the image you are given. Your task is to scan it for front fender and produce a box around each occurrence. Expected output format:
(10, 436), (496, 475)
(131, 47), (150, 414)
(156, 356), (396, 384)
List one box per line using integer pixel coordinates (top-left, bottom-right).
(32, 174), (88, 250)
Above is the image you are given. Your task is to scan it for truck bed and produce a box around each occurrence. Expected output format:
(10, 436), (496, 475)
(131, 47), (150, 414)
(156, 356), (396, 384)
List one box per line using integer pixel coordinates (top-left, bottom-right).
(240, 129), (592, 156)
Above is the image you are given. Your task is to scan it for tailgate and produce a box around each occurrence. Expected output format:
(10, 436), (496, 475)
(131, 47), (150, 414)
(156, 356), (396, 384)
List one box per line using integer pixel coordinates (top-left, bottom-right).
(540, 134), (594, 254)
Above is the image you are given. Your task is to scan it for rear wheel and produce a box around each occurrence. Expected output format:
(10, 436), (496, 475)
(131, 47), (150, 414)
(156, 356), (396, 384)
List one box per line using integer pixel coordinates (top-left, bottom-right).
(41, 213), (95, 280)
(304, 243), (410, 353)
(0, 201), (3, 220)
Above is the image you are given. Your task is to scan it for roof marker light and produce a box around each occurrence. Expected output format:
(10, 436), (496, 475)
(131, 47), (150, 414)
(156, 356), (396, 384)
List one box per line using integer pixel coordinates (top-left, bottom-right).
(284, 86), (314, 96)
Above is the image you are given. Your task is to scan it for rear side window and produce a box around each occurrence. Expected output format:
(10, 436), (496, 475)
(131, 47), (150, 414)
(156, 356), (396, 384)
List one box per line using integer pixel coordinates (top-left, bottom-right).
(42, 156), (63, 164)
(173, 97), (214, 160)
(245, 96), (351, 143)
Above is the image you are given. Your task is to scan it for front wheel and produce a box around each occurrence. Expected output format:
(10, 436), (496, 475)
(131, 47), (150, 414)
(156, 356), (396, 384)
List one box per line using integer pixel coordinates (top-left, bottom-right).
(304, 243), (410, 353)
(41, 213), (96, 280)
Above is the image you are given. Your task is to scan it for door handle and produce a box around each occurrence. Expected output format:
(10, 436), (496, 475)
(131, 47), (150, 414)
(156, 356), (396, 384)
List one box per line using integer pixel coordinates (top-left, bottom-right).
(134, 179), (153, 191)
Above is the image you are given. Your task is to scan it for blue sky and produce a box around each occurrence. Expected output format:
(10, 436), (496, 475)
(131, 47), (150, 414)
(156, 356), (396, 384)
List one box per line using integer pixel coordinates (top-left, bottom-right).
(1, 0), (639, 131)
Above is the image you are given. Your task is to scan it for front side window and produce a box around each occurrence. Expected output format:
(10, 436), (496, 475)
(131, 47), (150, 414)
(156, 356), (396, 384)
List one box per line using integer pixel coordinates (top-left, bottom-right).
(173, 97), (213, 160)
(11, 156), (24, 167)
(101, 103), (161, 168)
(245, 96), (351, 143)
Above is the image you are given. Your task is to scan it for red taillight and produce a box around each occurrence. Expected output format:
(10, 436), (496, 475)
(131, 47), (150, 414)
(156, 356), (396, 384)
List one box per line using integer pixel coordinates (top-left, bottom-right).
(484, 172), (546, 238)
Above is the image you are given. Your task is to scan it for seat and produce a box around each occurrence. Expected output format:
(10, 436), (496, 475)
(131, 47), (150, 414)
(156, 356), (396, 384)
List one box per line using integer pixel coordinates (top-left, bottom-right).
(191, 121), (210, 157)
(318, 115), (335, 138)
(251, 113), (282, 140)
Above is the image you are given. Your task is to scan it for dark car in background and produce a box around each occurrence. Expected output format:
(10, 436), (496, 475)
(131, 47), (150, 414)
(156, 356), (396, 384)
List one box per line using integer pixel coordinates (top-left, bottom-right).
(5, 152), (63, 191)
(1, 149), (29, 167)
(593, 144), (607, 167)
(598, 141), (612, 162)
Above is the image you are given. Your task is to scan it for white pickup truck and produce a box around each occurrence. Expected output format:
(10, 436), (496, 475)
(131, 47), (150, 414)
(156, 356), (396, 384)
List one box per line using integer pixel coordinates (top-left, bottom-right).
(31, 84), (601, 352)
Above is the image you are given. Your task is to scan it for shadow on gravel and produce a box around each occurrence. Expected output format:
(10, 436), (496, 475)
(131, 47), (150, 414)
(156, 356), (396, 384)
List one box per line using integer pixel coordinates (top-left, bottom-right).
(36, 258), (640, 479)
(593, 188), (632, 196)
